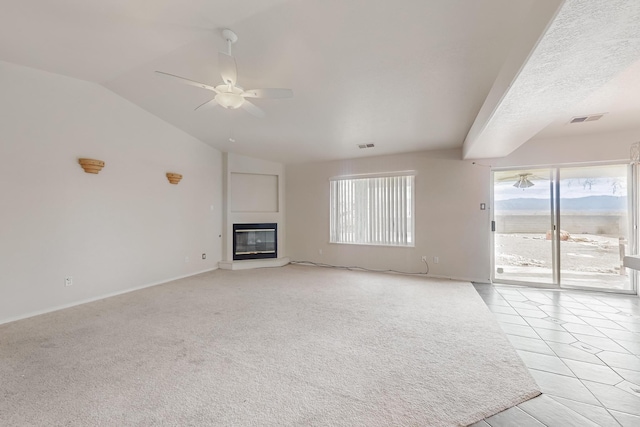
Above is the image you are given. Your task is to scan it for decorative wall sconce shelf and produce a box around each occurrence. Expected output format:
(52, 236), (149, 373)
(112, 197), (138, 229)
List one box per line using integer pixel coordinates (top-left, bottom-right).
(166, 173), (183, 184)
(78, 158), (105, 174)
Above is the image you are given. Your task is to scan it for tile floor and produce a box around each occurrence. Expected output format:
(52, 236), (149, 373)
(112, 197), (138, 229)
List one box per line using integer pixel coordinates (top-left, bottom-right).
(471, 283), (640, 427)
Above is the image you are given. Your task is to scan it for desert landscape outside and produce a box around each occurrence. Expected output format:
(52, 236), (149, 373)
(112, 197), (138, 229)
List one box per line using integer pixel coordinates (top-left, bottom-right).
(493, 164), (634, 292)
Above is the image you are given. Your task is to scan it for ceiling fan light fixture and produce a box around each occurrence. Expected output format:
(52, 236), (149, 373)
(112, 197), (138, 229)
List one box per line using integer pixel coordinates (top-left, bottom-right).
(215, 92), (244, 109)
(156, 30), (292, 118)
(513, 176), (534, 188)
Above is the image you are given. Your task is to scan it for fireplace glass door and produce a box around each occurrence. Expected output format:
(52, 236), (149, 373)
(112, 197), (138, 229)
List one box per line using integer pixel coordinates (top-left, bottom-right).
(233, 223), (277, 260)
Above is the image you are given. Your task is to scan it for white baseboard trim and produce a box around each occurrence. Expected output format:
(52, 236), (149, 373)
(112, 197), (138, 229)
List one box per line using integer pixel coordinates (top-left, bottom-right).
(290, 261), (487, 284)
(0, 267), (218, 326)
(425, 273), (491, 283)
(218, 257), (290, 270)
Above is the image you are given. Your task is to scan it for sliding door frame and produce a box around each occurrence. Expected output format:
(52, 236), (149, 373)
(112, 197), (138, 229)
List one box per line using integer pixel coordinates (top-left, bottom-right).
(490, 166), (558, 289)
(491, 161), (637, 294)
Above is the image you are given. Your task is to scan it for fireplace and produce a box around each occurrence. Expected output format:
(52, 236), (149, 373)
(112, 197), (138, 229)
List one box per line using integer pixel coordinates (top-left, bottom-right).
(233, 223), (277, 260)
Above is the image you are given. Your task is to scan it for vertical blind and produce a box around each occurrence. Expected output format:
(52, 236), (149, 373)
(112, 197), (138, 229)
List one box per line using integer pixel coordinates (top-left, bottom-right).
(330, 174), (414, 246)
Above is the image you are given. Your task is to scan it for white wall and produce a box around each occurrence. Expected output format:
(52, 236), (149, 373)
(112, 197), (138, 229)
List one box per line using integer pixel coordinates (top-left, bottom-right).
(0, 61), (223, 324)
(230, 173), (279, 213)
(286, 129), (640, 285)
(490, 129), (640, 168)
(222, 153), (285, 261)
(286, 150), (491, 282)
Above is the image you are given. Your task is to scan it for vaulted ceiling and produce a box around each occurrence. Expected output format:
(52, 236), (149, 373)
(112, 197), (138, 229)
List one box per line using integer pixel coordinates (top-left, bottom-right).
(2, 0), (639, 163)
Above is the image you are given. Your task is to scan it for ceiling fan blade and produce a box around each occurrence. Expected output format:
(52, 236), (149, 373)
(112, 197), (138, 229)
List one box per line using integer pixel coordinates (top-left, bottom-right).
(243, 88), (293, 99)
(218, 52), (237, 86)
(155, 71), (218, 92)
(241, 100), (265, 118)
(194, 98), (219, 111)
(495, 175), (520, 182)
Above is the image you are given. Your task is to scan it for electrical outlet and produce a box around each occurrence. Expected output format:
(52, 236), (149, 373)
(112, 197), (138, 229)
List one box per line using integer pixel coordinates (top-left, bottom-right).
(433, 256), (439, 264)
(185, 256), (189, 263)
(319, 249), (323, 255)
(421, 256), (427, 263)
(65, 276), (73, 287)
(202, 253), (206, 260)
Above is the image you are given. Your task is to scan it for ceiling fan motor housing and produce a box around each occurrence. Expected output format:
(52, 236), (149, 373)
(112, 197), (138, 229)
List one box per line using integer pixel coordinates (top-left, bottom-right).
(155, 28), (292, 117)
(215, 85), (244, 109)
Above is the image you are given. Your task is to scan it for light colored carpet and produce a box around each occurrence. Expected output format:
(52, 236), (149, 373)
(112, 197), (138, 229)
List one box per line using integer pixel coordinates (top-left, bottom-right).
(0, 265), (539, 426)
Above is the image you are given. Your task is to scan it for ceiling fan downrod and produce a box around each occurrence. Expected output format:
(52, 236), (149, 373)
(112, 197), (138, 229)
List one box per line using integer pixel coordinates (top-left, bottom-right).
(222, 29), (238, 56)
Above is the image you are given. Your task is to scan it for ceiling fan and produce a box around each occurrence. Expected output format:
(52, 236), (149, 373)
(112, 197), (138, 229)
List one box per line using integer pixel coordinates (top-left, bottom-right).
(155, 29), (293, 118)
(513, 174), (535, 188)
(497, 173), (548, 188)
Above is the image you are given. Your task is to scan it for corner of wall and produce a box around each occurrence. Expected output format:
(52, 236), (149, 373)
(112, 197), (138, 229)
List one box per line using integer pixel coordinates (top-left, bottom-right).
(221, 153), (286, 262)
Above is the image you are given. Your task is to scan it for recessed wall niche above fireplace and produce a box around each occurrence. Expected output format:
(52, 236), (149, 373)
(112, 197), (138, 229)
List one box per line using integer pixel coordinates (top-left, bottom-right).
(233, 223), (277, 261)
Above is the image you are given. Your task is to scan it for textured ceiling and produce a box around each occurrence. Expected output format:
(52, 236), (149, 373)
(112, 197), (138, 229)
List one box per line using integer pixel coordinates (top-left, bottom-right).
(2, 1), (639, 163)
(463, 0), (640, 159)
(534, 57), (640, 140)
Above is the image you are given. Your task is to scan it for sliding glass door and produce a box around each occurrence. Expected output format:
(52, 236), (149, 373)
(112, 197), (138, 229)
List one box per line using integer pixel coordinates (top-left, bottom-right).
(558, 165), (632, 291)
(493, 168), (556, 284)
(492, 164), (635, 293)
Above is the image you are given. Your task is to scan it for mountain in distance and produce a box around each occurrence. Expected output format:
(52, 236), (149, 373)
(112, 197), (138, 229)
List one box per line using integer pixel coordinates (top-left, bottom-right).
(496, 195), (627, 212)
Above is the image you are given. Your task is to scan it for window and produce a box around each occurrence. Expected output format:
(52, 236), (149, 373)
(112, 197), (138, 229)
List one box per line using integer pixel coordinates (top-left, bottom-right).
(330, 173), (414, 246)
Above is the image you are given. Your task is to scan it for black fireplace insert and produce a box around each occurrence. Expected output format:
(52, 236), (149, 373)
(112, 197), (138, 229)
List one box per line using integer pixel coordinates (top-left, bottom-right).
(233, 223), (277, 260)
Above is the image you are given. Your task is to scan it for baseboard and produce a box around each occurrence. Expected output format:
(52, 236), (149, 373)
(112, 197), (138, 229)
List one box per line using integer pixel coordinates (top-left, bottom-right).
(219, 257), (290, 270)
(290, 261), (487, 284)
(0, 267), (219, 326)
(426, 273), (492, 283)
